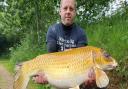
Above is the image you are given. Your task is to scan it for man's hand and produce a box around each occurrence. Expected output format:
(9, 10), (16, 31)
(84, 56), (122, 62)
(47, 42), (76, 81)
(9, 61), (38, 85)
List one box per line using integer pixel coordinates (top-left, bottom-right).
(85, 68), (95, 86)
(32, 72), (48, 84)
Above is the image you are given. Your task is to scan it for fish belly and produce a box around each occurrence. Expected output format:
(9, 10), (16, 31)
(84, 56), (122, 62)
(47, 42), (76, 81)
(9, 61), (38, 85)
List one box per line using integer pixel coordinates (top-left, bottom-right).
(47, 70), (90, 89)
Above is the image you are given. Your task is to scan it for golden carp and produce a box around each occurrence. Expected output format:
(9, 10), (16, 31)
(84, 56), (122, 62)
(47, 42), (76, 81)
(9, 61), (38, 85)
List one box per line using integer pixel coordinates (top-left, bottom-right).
(13, 46), (118, 89)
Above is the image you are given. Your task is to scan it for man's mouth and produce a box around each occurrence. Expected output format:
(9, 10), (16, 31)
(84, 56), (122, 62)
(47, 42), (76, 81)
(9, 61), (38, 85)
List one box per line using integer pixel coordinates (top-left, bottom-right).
(66, 17), (71, 19)
(65, 17), (71, 20)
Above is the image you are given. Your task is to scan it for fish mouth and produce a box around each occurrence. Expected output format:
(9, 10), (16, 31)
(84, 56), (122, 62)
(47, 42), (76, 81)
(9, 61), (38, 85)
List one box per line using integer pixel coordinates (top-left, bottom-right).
(101, 64), (118, 70)
(105, 59), (118, 70)
(107, 65), (117, 70)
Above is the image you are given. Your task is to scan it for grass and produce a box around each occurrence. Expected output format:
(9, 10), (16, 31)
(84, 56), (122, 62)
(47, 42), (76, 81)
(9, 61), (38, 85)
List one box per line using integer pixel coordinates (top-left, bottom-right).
(0, 58), (14, 73)
(85, 13), (128, 89)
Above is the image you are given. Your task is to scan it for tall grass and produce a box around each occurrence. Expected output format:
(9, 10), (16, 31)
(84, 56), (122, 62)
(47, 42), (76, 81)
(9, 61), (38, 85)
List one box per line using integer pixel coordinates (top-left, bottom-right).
(87, 14), (128, 60)
(10, 35), (47, 65)
(85, 13), (128, 88)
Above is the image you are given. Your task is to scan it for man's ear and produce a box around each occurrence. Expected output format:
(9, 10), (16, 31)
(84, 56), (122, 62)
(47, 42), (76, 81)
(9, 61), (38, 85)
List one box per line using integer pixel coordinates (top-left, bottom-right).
(59, 9), (61, 16)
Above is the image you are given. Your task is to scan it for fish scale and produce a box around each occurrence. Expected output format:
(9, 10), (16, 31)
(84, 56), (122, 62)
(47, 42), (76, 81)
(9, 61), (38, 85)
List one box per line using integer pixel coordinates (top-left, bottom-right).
(13, 46), (118, 89)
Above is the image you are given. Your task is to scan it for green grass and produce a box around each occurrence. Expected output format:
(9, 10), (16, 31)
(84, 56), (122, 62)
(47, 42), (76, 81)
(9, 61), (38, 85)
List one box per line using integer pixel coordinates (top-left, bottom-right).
(0, 59), (14, 73)
(85, 13), (128, 89)
(86, 13), (128, 62)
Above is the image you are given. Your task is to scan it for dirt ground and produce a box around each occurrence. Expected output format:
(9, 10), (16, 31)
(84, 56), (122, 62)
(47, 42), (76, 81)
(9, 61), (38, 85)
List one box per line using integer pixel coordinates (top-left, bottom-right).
(0, 65), (13, 89)
(107, 71), (128, 89)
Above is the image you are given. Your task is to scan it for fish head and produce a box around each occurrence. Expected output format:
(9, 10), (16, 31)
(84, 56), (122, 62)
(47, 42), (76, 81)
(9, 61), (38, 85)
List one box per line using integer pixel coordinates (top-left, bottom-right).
(93, 48), (118, 70)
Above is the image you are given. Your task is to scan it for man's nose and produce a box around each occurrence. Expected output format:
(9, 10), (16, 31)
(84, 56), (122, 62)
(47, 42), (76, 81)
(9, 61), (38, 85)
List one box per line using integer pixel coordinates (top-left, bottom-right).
(66, 8), (71, 13)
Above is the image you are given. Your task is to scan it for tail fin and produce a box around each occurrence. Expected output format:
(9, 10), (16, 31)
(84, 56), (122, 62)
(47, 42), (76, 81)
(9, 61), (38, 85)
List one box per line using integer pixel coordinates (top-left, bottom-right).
(13, 63), (30, 89)
(95, 67), (109, 88)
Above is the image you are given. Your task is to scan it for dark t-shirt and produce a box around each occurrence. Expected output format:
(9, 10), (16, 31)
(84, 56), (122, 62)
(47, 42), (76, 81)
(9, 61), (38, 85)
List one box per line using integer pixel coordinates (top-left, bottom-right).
(46, 23), (88, 52)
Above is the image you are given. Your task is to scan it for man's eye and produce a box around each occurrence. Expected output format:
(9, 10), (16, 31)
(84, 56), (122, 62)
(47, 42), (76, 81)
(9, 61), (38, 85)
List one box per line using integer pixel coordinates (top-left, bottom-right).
(70, 8), (74, 11)
(63, 7), (67, 10)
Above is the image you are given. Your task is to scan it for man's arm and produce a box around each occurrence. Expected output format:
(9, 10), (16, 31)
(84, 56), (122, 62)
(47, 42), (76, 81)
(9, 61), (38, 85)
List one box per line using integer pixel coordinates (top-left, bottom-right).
(77, 29), (88, 47)
(46, 26), (58, 53)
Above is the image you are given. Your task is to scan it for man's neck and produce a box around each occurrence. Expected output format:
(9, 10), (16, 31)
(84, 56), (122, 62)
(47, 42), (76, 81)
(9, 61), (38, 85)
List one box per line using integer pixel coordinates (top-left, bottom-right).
(61, 23), (74, 30)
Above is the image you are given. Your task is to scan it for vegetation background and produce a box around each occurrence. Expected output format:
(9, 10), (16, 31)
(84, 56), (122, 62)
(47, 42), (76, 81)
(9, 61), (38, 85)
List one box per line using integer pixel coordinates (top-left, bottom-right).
(0, 0), (128, 89)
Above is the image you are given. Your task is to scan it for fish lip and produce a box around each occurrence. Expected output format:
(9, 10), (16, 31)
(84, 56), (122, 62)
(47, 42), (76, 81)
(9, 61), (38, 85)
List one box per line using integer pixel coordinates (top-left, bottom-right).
(101, 64), (118, 70)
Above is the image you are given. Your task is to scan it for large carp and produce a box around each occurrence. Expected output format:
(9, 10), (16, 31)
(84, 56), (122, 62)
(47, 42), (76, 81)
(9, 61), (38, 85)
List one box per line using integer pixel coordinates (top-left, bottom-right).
(13, 46), (118, 89)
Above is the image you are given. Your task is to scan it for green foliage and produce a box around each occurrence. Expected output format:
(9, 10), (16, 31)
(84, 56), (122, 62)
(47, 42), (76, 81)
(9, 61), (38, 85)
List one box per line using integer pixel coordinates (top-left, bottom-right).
(10, 35), (47, 65)
(85, 11), (128, 88)
(0, 0), (59, 51)
(0, 60), (14, 73)
(76, 0), (114, 24)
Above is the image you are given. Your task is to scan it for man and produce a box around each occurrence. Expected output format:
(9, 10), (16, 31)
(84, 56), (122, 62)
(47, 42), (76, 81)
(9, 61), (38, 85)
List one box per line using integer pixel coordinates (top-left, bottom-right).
(33, 0), (105, 89)
(46, 0), (87, 52)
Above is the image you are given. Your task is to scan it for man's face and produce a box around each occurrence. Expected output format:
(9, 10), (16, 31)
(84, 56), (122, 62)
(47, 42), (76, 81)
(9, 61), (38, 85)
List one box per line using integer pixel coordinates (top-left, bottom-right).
(59, 0), (76, 26)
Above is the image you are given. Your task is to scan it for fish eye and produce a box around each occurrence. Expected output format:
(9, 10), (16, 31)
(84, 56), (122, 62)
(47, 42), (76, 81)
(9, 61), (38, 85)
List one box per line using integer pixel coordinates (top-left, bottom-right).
(104, 52), (110, 58)
(100, 48), (111, 58)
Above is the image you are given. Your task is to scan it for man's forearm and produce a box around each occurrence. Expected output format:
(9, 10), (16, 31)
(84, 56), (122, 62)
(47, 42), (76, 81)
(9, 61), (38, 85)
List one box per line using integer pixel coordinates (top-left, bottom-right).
(47, 42), (58, 53)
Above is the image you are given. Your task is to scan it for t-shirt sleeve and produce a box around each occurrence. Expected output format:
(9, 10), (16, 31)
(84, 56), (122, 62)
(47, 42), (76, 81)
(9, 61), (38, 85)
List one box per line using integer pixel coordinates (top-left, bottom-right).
(46, 26), (58, 53)
(77, 29), (88, 47)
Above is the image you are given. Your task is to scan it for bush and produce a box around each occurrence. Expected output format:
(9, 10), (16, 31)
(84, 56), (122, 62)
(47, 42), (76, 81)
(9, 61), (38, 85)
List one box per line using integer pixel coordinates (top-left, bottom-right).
(10, 35), (47, 65)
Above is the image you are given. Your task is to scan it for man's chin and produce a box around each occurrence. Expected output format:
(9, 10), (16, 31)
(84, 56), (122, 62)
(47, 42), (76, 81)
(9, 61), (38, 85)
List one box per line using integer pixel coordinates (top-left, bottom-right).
(64, 22), (73, 26)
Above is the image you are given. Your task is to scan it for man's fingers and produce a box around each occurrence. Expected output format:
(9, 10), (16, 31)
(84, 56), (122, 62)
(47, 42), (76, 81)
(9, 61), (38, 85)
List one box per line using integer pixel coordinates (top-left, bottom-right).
(32, 76), (38, 83)
(32, 75), (41, 83)
(88, 69), (95, 80)
(84, 69), (96, 86)
(32, 73), (48, 84)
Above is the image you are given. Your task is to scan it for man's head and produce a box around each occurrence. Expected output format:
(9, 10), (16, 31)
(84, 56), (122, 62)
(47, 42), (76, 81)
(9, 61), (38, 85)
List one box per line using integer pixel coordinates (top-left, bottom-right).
(59, 0), (76, 26)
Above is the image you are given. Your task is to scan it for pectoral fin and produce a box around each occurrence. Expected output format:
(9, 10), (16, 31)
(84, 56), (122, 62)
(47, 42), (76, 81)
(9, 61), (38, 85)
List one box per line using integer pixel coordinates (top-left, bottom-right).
(95, 67), (109, 88)
(69, 85), (79, 89)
